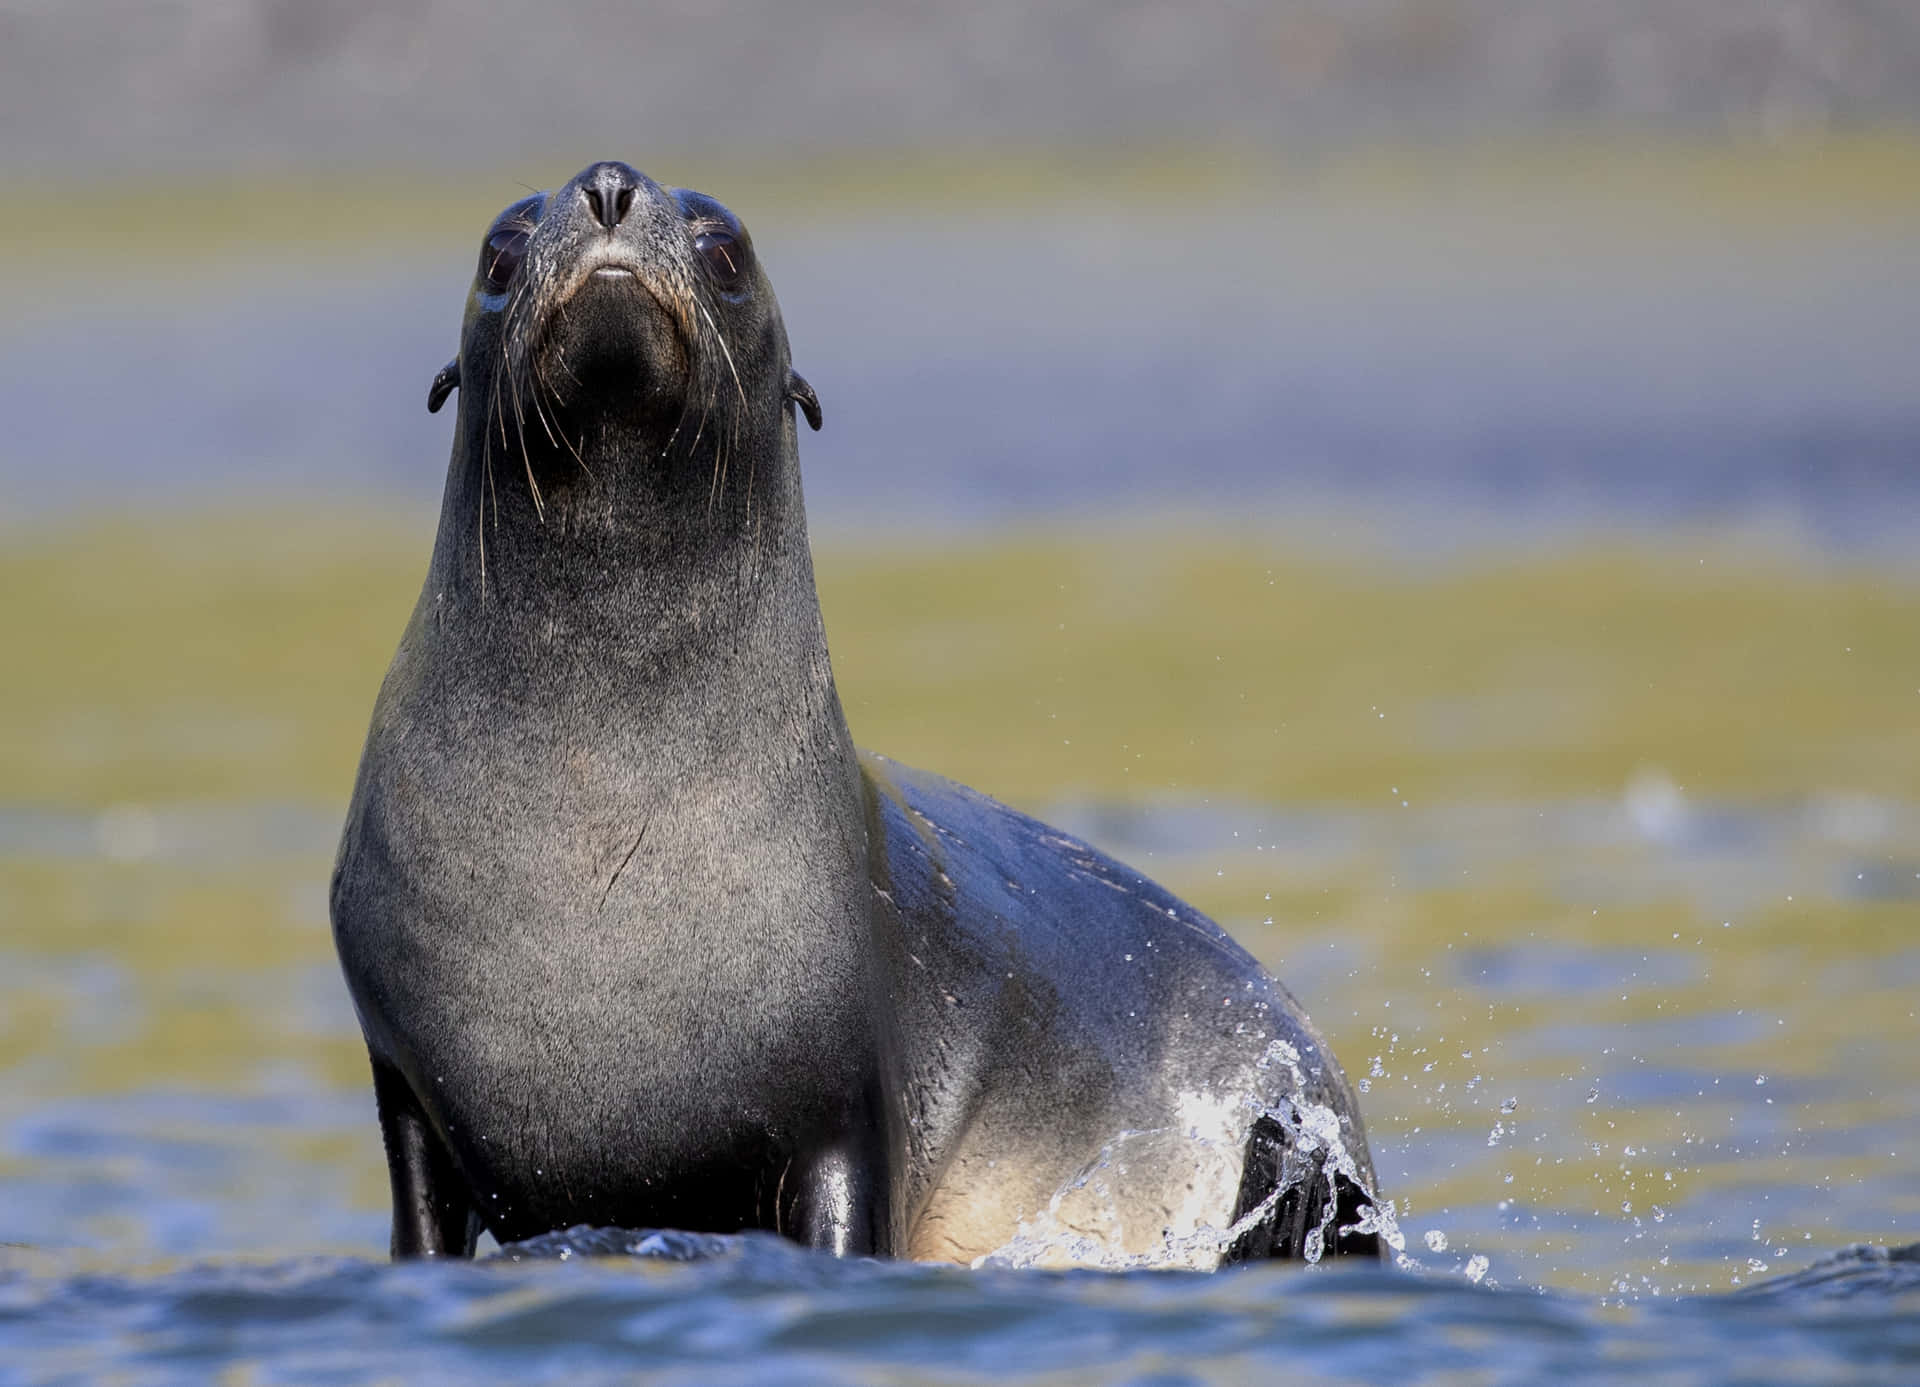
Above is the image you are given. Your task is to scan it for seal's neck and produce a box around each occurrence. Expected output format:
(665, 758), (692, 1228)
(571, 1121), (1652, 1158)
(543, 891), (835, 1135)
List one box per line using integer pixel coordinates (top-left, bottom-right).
(422, 411), (825, 670)
(384, 405), (871, 950)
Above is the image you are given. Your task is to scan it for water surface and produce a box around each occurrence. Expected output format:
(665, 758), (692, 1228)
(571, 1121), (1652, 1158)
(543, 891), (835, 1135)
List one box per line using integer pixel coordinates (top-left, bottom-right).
(6, 144), (1919, 548)
(4, 146), (1918, 1381)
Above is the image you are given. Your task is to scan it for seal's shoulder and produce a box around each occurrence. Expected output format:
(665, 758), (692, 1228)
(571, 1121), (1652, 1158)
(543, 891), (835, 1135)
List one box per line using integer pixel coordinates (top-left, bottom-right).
(857, 750), (1257, 973)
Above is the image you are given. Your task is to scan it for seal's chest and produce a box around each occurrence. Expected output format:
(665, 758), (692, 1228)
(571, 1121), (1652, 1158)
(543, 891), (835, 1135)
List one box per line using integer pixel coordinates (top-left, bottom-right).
(432, 1065), (792, 1238)
(413, 976), (873, 1239)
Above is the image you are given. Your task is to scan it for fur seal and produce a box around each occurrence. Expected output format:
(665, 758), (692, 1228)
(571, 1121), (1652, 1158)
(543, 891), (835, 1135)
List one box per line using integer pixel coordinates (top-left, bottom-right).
(330, 160), (1383, 1267)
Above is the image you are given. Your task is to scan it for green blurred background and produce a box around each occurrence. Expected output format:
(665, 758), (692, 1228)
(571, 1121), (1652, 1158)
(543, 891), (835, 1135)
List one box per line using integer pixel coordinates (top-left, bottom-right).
(3, 2), (1918, 1297)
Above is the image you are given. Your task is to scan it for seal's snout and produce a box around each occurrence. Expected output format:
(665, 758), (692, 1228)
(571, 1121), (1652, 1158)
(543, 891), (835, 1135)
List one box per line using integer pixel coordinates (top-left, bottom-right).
(580, 161), (643, 232)
(468, 161), (782, 465)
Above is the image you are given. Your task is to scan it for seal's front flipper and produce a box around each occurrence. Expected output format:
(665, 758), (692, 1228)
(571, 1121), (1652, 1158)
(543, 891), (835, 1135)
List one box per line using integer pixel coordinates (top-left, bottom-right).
(427, 358), (461, 414)
(779, 1138), (890, 1256)
(372, 1056), (480, 1259)
(1225, 1113), (1385, 1264)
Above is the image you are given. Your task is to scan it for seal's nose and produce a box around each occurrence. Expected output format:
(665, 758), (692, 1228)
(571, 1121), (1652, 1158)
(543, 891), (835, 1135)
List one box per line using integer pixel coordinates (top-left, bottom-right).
(580, 161), (641, 231)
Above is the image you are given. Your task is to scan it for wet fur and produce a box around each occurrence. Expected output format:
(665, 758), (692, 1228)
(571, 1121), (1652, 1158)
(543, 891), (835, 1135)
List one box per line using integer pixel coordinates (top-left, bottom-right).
(330, 162), (1381, 1266)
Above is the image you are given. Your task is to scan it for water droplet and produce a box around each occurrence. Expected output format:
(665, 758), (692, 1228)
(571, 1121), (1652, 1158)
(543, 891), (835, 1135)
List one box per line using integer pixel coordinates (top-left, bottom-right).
(1464, 1254), (1489, 1284)
(1499, 1097), (1518, 1114)
(1423, 1229), (1448, 1252)
(1585, 1088), (1600, 1104)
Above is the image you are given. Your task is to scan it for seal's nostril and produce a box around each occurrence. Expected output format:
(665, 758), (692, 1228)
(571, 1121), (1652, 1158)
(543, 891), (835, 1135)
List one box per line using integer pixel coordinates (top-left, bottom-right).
(582, 162), (640, 231)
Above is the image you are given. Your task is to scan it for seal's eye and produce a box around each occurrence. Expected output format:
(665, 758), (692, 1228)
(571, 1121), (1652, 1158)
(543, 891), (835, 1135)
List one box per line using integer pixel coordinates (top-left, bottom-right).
(671, 188), (752, 293)
(483, 225), (530, 294)
(477, 194), (545, 297)
(693, 229), (746, 288)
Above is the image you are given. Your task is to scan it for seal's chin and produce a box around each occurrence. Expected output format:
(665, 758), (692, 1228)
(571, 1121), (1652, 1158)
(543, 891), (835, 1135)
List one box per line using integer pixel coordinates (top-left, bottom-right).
(535, 268), (689, 424)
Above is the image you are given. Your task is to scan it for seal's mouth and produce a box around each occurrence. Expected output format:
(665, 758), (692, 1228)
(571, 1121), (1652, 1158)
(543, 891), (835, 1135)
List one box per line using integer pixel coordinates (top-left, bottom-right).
(554, 242), (676, 314)
(513, 248), (692, 433)
(472, 162), (764, 475)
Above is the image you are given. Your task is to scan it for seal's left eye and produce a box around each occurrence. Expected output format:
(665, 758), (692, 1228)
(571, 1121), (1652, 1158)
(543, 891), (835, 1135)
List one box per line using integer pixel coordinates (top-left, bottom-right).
(694, 229), (746, 288)
(483, 226), (530, 294)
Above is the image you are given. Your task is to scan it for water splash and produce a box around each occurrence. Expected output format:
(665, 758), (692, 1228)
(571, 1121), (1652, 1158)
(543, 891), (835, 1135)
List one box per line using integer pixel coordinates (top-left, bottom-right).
(980, 1039), (1406, 1272)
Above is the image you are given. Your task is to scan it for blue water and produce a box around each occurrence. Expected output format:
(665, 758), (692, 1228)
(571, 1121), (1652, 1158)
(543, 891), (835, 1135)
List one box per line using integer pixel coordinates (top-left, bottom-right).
(3, 789), (1917, 1381)
(6, 182), (1920, 1381)
(7, 1235), (1919, 1385)
(5, 193), (1919, 549)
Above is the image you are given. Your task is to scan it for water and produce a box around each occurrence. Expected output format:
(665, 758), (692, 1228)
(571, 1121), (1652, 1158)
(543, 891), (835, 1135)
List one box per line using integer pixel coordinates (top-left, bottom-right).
(6, 1237), (1919, 1384)
(3, 781), (1916, 1380)
(4, 153), (1920, 1380)
(6, 152), (1920, 548)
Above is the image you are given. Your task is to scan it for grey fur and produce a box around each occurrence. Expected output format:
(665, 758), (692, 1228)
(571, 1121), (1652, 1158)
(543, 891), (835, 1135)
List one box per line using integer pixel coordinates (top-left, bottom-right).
(331, 161), (1381, 1265)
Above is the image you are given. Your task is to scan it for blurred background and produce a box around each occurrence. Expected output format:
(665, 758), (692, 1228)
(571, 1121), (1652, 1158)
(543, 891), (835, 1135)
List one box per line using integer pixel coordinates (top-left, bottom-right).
(2, 0), (1917, 1306)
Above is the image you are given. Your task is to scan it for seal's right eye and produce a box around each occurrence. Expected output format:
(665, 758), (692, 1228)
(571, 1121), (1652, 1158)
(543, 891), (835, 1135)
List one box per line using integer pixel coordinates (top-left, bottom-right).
(483, 225), (530, 293)
(693, 229), (745, 287)
(478, 195), (545, 296)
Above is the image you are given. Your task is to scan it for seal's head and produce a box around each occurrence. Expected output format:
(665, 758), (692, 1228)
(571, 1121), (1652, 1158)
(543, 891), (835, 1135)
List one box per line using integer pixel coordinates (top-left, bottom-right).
(429, 160), (820, 508)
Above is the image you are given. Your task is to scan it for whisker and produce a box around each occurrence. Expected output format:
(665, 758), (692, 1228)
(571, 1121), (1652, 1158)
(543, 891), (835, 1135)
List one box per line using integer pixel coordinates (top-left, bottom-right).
(478, 428), (494, 603)
(531, 355), (593, 483)
(741, 411), (755, 527)
(695, 299), (749, 410)
(487, 347), (508, 537)
(687, 385), (712, 489)
(506, 362), (546, 523)
(703, 384), (726, 517)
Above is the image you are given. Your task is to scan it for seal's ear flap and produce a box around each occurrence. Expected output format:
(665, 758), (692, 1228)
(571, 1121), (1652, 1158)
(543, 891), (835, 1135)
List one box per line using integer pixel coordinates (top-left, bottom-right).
(427, 358), (461, 414)
(786, 371), (823, 431)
